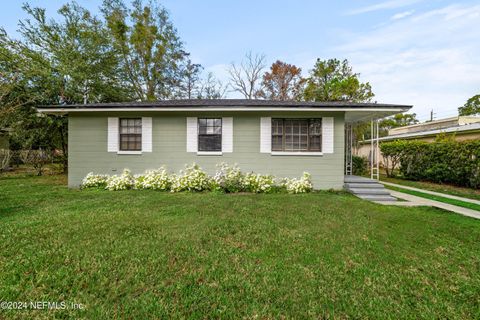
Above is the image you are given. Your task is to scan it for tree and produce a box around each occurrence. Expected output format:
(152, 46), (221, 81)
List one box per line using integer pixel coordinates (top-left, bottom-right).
(175, 58), (202, 99)
(1, 1), (127, 172)
(458, 94), (480, 116)
(303, 58), (374, 102)
(380, 140), (407, 177)
(379, 113), (419, 136)
(0, 150), (12, 172)
(257, 60), (305, 101)
(102, 0), (188, 101)
(0, 33), (61, 171)
(228, 52), (266, 99)
(0, 32), (40, 123)
(391, 113), (419, 127)
(18, 2), (129, 104)
(197, 72), (227, 99)
(352, 113), (419, 147)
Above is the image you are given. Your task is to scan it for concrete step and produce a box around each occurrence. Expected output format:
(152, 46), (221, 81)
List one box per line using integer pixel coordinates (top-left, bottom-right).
(344, 176), (397, 202)
(344, 176), (379, 184)
(357, 194), (397, 201)
(347, 188), (390, 195)
(345, 183), (385, 189)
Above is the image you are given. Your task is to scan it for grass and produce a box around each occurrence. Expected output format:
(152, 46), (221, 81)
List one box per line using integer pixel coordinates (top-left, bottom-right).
(1, 174), (480, 319)
(381, 175), (480, 202)
(386, 185), (480, 212)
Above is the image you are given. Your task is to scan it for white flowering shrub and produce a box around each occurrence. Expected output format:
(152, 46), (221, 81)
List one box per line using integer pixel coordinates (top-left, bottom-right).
(134, 174), (146, 190)
(81, 172), (109, 189)
(282, 172), (313, 194)
(212, 163), (245, 193)
(242, 172), (276, 193)
(82, 165), (314, 193)
(105, 169), (135, 191)
(170, 163), (211, 192)
(135, 167), (170, 190)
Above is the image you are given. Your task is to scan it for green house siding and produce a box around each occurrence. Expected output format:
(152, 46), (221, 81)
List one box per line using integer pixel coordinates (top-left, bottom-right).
(68, 112), (345, 189)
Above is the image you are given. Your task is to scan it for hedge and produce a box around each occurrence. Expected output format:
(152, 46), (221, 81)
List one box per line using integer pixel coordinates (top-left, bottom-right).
(352, 155), (368, 176)
(380, 139), (480, 188)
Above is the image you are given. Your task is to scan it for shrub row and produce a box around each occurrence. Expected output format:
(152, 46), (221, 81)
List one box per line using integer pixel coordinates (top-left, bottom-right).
(380, 139), (480, 188)
(82, 163), (314, 194)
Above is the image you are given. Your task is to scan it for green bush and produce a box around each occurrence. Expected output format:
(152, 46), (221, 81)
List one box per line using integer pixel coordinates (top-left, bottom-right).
(380, 139), (480, 188)
(352, 155), (368, 176)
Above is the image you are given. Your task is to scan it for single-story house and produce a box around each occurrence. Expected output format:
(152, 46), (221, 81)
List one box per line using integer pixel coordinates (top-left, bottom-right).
(38, 99), (411, 189)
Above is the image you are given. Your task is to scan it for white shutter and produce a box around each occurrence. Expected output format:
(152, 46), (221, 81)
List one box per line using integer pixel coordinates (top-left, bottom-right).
(322, 117), (334, 154)
(186, 117), (198, 152)
(142, 117), (152, 152)
(107, 117), (119, 152)
(222, 117), (233, 153)
(260, 117), (271, 153)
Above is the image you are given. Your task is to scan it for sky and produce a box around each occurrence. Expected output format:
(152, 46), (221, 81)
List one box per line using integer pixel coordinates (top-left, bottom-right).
(1, 0), (479, 122)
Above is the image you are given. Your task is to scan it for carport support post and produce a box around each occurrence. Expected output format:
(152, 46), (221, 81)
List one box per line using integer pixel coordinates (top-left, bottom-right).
(370, 119), (380, 180)
(345, 123), (353, 175)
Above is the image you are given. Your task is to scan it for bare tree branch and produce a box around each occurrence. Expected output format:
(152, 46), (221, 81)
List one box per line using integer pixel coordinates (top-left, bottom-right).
(228, 51), (266, 99)
(197, 72), (227, 99)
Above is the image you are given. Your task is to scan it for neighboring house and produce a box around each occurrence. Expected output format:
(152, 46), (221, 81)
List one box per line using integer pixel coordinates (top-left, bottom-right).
(356, 115), (480, 162)
(38, 99), (410, 188)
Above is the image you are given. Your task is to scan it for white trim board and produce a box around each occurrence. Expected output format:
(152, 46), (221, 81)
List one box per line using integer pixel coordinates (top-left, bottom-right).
(186, 117), (198, 153)
(196, 151), (223, 156)
(271, 152), (323, 156)
(38, 107), (408, 113)
(221, 117), (233, 153)
(141, 117), (152, 152)
(107, 117), (119, 152)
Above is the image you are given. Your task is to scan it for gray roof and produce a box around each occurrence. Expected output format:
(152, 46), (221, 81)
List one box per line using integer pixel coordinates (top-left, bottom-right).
(362, 121), (480, 143)
(40, 99), (411, 109)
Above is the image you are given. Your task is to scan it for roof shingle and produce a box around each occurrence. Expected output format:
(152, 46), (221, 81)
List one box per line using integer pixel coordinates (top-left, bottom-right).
(39, 99), (411, 109)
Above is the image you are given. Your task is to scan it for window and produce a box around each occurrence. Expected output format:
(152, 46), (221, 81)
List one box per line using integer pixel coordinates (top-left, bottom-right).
(271, 118), (322, 152)
(198, 118), (222, 152)
(119, 118), (142, 151)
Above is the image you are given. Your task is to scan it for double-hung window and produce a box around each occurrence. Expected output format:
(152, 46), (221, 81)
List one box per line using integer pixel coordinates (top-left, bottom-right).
(271, 118), (322, 152)
(119, 118), (142, 151)
(198, 118), (222, 152)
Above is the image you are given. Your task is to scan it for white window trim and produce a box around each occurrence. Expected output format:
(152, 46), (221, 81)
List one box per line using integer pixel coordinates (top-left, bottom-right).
(271, 151), (323, 156)
(196, 151), (223, 156)
(197, 118), (223, 154)
(269, 118), (324, 154)
(117, 151), (142, 155)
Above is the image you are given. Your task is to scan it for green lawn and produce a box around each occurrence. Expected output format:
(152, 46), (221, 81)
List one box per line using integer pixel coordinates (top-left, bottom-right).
(1, 175), (480, 319)
(381, 175), (480, 202)
(386, 185), (480, 212)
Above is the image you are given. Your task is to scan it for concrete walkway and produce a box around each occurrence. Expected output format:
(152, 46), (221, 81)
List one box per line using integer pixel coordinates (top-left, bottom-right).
(375, 183), (480, 220)
(381, 181), (480, 206)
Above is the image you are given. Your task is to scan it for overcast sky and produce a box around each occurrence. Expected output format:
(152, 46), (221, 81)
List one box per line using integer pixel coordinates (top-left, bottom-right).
(1, 0), (479, 121)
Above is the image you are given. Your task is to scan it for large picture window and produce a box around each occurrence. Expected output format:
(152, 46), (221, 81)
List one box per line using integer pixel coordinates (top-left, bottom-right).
(119, 118), (142, 151)
(198, 118), (222, 152)
(271, 118), (322, 152)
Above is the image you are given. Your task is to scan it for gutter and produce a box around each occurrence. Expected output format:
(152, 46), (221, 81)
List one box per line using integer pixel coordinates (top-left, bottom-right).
(37, 107), (409, 114)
